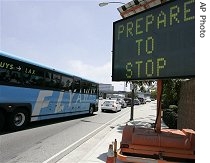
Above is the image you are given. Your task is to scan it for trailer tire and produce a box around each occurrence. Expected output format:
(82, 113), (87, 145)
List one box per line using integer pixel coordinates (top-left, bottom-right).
(8, 108), (29, 131)
(0, 110), (5, 131)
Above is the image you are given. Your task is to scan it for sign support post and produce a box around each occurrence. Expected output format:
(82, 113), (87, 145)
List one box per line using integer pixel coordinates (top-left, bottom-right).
(130, 85), (134, 121)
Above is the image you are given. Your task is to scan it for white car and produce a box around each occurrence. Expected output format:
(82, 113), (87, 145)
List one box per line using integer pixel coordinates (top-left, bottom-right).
(145, 98), (151, 102)
(101, 100), (121, 112)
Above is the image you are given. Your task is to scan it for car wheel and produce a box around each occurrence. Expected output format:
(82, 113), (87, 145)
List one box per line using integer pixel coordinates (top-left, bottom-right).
(8, 108), (29, 131)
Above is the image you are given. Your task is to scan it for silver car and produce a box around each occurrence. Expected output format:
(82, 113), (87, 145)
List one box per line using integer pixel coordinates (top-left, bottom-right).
(117, 99), (127, 108)
(101, 100), (121, 112)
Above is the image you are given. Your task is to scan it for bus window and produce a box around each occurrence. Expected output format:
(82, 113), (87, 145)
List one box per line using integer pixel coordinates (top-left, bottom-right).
(91, 83), (98, 95)
(0, 69), (10, 82)
(22, 73), (31, 85)
(51, 73), (61, 89)
(45, 72), (52, 88)
(30, 70), (44, 87)
(73, 77), (80, 93)
(61, 75), (73, 91)
(81, 80), (87, 94)
(10, 72), (21, 84)
(21, 63), (45, 87)
(0, 57), (22, 84)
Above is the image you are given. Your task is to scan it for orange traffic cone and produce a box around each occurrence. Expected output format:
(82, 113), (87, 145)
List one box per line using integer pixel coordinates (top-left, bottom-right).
(106, 144), (115, 163)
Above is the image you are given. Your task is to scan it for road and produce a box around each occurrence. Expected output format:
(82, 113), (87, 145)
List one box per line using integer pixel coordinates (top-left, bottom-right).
(0, 100), (133, 163)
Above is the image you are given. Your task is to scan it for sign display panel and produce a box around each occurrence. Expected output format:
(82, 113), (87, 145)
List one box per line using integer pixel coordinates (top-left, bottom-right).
(112, 0), (195, 81)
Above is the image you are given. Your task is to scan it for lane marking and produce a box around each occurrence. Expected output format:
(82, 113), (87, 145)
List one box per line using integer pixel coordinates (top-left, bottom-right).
(43, 109), (129, 163)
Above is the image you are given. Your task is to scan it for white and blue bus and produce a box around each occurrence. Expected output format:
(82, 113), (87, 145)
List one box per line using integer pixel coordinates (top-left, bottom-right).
(0, 51), (99, 131)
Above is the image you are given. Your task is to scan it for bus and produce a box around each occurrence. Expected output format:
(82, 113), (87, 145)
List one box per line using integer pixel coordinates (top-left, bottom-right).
(0, 51), (99, 131)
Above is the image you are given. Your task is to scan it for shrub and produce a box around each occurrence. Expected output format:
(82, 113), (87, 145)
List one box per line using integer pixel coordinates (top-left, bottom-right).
(161, 79), (181, 109)
(169, 105), (178, 113)
(163, 109), (177, 129)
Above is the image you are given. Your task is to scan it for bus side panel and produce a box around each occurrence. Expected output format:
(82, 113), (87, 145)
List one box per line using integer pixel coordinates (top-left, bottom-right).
(32, 92), (97, 120)
(0, 85), (97, 122)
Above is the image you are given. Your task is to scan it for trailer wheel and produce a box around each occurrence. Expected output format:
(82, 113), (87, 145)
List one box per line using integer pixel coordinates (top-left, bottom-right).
(8, 109), (29, 131)
(0, 110), (5, 131)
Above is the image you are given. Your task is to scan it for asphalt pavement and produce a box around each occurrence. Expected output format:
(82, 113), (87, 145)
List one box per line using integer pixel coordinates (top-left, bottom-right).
(44, 100), (167, 163)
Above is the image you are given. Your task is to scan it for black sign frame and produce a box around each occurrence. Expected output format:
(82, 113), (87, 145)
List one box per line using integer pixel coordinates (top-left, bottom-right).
(112, 0), (195, 81)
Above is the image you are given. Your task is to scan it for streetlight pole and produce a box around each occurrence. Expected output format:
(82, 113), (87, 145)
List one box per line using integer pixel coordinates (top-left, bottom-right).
(130, 85), (134, 121)
(99, 2), (125, 7)
(99, 1), (135, 121)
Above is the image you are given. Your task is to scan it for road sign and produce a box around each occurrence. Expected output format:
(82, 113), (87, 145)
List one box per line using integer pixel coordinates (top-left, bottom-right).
(112, 0), (195, 81)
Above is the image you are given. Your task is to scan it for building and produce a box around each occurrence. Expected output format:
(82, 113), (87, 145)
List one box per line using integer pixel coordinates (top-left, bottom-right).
(99, 83), (128, 99)
(99, 83), (114, 92)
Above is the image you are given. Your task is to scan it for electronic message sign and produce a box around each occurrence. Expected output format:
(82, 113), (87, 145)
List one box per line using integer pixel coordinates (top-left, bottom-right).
(112, 0), (195, 81)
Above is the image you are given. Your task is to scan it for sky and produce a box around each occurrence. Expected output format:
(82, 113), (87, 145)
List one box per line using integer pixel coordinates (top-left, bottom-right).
(0, 0), (206, 92)
(0, 0), (129, 91)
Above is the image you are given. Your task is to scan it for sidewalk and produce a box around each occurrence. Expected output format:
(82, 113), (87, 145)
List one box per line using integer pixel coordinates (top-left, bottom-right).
(55, 101), (167, 163)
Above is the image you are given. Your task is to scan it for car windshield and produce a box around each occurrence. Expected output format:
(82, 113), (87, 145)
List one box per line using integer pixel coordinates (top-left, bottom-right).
(103, 101), (114, 105)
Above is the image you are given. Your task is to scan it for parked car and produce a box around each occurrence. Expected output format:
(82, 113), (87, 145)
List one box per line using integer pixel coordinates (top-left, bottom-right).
(134, 99), (140, 105)
(117, 99), (127, 108)
(124, 98), (140, 106)
(145, 97), (151, 102)
(101, 99), (121, 112)
(124, 98), (132, 106)
(138, 97), (146, 104)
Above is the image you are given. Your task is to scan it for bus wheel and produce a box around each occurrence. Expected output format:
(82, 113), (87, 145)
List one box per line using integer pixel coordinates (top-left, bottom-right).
(89, 106), (94, 115)
(8, 109), (29, 131)
(0, 110), (5, 131)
